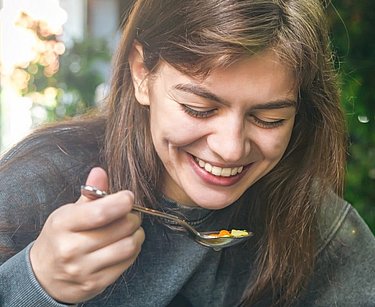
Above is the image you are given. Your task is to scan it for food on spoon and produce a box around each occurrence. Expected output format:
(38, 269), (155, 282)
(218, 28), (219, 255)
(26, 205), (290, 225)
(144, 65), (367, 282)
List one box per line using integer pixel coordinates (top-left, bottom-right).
(218, 230), (231, 237)
(207, 229), (249, 238)
(230, 229), (249, 237)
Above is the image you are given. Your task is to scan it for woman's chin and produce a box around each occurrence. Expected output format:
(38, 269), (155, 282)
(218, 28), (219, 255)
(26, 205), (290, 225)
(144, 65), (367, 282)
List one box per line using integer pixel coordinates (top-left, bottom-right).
(188, 194), (240, 210)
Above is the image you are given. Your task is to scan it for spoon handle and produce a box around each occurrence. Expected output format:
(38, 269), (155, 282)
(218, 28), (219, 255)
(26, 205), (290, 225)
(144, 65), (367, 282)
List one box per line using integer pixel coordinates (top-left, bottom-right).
(132, 205), (200, 235)
(81, 185), (199, 236)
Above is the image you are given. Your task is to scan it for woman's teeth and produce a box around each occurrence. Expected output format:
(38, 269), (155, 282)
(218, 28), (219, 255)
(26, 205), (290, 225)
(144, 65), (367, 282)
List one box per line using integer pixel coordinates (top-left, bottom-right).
(195, 157), (244, 177)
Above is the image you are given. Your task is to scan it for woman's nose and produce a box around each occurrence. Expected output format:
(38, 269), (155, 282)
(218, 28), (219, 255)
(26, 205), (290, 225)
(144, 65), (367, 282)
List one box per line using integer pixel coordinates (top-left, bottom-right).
(207, 116), (250, 162)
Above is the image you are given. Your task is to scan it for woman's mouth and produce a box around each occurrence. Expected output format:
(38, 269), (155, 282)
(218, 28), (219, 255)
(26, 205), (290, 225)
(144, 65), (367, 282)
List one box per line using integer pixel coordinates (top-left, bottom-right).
(194, 157), (244, 177)
(189, 155), (251, 187)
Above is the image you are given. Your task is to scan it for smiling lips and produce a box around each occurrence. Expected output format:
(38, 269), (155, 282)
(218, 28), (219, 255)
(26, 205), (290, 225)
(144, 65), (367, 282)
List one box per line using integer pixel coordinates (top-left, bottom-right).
(195, 157), (244, 177)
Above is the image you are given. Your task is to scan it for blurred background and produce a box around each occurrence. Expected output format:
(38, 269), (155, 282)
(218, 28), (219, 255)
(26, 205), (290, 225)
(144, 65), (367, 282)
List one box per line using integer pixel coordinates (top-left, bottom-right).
(0, 0), (374, 232)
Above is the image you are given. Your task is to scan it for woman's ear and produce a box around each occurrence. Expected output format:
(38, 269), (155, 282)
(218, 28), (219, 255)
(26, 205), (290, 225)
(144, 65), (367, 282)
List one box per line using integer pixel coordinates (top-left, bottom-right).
(128, 41), (150, 106)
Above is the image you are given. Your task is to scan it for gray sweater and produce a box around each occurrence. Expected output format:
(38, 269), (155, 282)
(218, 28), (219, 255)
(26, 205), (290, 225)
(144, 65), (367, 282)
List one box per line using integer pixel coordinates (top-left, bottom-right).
(0, 126), (374, 306)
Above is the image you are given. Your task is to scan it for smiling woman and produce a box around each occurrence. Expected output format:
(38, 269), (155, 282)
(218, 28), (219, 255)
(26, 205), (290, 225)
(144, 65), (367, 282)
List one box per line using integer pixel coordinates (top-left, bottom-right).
(0, 0), (374, 306)
(130, 48), (297, 207)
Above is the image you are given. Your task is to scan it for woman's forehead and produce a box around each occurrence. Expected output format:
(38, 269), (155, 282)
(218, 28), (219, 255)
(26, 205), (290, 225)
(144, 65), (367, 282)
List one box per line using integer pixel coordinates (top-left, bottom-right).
(152, 51), (297, 107)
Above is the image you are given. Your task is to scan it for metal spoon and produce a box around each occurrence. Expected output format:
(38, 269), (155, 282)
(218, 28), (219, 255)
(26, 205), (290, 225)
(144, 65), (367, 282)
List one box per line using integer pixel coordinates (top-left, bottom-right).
(81, 185), (253, 251)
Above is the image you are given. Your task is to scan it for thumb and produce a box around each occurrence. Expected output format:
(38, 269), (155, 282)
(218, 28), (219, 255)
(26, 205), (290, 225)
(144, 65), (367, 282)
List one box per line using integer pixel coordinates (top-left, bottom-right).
(79, 167), (109, 203)
(85, 167), (109, 191)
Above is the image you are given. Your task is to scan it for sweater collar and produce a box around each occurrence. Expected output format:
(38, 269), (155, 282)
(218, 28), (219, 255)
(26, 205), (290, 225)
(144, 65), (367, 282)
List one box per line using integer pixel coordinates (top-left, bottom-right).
(159, 196), (214, 226)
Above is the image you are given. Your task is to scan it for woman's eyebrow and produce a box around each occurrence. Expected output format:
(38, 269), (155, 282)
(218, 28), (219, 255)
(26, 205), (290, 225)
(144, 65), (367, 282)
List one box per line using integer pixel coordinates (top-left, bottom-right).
(174, 83), (296, 109)
(251, 100), (296, 110)
(174, 83), (224, 104)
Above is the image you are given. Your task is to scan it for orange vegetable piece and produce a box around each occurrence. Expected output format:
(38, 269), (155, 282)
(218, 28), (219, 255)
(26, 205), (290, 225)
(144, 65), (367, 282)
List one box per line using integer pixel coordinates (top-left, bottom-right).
(218, 230), (231, 237)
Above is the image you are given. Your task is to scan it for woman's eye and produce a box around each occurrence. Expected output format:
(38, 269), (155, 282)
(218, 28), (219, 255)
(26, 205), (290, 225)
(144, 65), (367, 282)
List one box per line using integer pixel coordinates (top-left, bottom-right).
(181, 104), (216, 118)
(250, 115), (285, 128)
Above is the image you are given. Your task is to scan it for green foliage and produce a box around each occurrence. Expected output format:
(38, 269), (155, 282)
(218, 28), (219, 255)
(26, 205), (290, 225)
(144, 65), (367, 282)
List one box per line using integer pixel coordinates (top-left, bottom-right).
(9, 12), (110, 123)
(22, 35), (111, 122)
(328, 1), (375, 232)
(53, 37), (112, 118)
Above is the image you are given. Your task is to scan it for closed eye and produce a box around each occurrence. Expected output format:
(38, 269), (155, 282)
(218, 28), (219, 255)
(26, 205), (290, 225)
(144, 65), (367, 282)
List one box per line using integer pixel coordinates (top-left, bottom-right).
(250, 115), (285, 128)
(181, 104), (217, 118)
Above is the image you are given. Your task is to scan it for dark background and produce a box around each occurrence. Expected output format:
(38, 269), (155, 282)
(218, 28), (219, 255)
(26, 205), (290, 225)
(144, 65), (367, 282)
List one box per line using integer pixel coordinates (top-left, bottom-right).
(328, 1), (375, 232)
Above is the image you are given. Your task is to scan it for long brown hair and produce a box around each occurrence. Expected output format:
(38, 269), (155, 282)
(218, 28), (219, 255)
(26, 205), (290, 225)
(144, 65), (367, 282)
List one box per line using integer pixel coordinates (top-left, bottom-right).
(103, 0), (346, 305)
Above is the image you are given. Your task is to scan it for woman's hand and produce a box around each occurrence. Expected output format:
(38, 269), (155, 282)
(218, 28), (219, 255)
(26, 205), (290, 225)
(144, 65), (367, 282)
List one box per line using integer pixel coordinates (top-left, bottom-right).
(29, 167), (145, 304)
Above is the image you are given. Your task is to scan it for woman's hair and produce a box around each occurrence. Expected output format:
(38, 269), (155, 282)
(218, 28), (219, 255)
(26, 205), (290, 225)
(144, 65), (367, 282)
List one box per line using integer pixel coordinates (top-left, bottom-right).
(103, 0), (346, 305)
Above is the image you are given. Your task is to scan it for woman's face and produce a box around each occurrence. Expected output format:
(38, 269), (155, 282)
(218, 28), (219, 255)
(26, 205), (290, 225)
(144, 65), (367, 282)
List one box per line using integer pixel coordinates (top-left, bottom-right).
(132, 49), (297, 209)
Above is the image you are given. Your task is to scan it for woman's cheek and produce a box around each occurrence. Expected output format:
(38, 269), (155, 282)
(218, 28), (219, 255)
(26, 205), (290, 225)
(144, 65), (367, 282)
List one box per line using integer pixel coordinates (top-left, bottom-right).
(165, 123), (206, 147)
(254, 128), (293, 160)
(150, 112), (204, 148)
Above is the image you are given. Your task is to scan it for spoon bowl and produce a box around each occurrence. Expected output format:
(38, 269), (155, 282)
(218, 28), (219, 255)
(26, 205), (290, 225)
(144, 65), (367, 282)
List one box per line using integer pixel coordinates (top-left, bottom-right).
(81, 185), (253, 250)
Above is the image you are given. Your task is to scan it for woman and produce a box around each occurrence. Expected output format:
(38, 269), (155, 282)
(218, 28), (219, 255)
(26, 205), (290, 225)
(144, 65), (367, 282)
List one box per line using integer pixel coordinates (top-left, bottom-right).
(0, 0), (374, 306)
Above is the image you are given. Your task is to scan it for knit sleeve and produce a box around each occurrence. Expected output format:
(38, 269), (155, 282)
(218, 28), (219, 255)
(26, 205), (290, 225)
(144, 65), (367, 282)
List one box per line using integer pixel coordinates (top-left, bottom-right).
(0, 124), (102, 306)
(0, 243), (76, 306)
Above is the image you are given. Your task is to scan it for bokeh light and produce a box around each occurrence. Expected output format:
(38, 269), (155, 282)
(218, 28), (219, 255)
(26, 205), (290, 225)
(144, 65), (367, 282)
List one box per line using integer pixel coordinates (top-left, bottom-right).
(0, 0), (67, 150)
